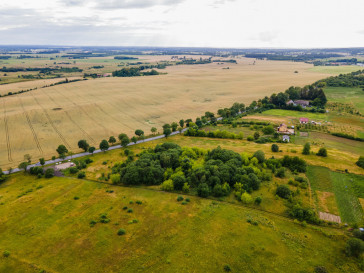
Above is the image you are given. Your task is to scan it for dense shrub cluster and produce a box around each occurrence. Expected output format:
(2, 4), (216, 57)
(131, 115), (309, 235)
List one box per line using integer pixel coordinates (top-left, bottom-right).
(184, 128), (243, 139)
(112, 144), (289, 199)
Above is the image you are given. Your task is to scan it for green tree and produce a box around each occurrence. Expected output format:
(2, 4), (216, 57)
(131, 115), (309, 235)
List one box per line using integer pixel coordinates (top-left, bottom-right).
(302, 143), (310, 155)
(18, 161), (29, 172)
(24, 154), (32, 163)
(108, 136), (116, 146)
(253, 150), (265, 163)
(241, 192), (253, 204)
(131, 136), (138, 144)
(345, 238), (364, 257)
(56, 145), (68, 158)
(78, 139), (89, 152)
(39, 158), (45, 166)
(262, 125), (275, 135)
(88, 146), (95, 154)
(121, 136), (130, 147)
(118, 133), (127, 144)
(163, 124), (172, 137)
(171, 122), (178, 132)
(151, 127), (157, 134)
(197, 183), (210, 197)
(45, 168), (54, 178)
(99, 140), (109, 152)
(271, 144), (279, 152)
(254, 132), (260, 140)
(316, 147), (327, 157)
(276, 185), (291, 199)
(356, 156), (364, 169)
(135, 129), (144, 137)
(179, 119), (185, 128)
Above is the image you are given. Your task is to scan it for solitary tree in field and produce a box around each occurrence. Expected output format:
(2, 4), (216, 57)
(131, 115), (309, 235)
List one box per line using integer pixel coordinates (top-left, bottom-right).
(18, 161), (29, 172)
(24, 154), (32, 163)
(317, 147), (327, 157)
(99, 140), (109, 152)
(78, 139), (89, 152)
(131, 136), (138, 144)
(121, 136), (130, 147)
(56, 145), (68, 158)
(88, 146), (96, 154)
(39, 158), (45, 166)
(302, 143), (310, 155)
(108, 136), (116, 146)
(179, 119), (185, 128)
(135, 129), (144, 137)
(151, 127), (157, 135)
(271, 144), (279, 153)
(118, 133), (127, 144)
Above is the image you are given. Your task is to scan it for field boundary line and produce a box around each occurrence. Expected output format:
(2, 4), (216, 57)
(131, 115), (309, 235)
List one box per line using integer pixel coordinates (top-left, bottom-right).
(18, 97), (44, 155)
(30, 92), (72, 149)
(2, 99), (13, 162)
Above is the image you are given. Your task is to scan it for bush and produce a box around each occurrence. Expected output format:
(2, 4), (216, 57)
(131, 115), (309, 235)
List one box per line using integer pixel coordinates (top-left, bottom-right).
(247, 136), (254, 141)
(182, 182), (190, 193)
(314, 266), (328, 273)
(177, 196), (184, 202)
(253, 150), (265, 163)
(69, 167), (79, 174)
(356, 156), (364, 169)
(77, 172), (86, 179)
(271, 144), (279, 152)
(181, 201), (188, 205)
(44, 168), (54, 178)
(3, 250), (10, 257)
(254, 196), (262, 205)
(117, 228), (126, 235)
(185, 198), (190, 202)
(302, 143), (310, 155)
(136, 200), (142, 205)
(316, 147), (328, 157)
(161, 179), (174, 191)
(241, 192), (253, 204)
(276, 185), (291, 199)
(346, 238), (364, 257)
(90, 220), (97, 227)
(224, 264), (231, 272)
(111, 174), (120, 184)
(275, 167), (286, 178)
(127, 208), (133, 213)
(74, 196), (79, 200)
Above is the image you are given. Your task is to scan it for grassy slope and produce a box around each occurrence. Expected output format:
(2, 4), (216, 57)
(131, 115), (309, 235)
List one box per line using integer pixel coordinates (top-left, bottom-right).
(324, 87), (364, 111)
(307, 166), (364, 224)
(0, 173), (359, 273)
(309, 66), (361, 74)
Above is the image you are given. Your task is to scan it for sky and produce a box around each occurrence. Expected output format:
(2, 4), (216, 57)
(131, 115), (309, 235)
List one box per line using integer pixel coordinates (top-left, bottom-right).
(0, 0), (364, 48)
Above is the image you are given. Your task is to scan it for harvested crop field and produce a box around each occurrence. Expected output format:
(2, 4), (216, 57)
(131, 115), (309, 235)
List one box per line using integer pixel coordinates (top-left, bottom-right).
(0, 58), (332, 167)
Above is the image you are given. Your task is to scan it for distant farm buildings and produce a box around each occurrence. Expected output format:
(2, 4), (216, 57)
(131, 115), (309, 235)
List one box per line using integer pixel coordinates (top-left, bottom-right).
(286, 100), (310, 108)
(299, 117), (309, 124)
(277, 123), (295, 135)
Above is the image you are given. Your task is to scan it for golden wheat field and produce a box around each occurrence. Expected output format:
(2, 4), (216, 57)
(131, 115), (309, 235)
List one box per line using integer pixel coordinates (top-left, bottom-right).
(0, 58), (334, 168)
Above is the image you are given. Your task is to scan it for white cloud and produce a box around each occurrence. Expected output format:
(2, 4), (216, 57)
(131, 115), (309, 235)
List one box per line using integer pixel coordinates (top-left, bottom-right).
(0, 0), (363, 47)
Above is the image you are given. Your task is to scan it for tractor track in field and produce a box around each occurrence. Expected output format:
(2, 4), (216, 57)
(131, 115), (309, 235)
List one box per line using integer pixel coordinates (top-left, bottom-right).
(40, 89), (96, 145)
(53, 88), (111, 137)
(18, 97), (43, 155)
(30, 92), (71, 149)
(2, 99), (13, 162)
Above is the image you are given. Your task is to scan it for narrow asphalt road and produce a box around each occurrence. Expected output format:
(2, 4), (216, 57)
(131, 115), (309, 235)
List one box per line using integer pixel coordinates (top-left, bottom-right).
(3, 128), (190, 175)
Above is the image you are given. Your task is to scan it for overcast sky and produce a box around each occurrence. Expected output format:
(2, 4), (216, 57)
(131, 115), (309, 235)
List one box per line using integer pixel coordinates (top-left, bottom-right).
(0, 0), (363, 48)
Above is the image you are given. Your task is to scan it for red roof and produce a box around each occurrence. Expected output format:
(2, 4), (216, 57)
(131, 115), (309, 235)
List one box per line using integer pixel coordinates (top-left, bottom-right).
(299, 118), (309, 122)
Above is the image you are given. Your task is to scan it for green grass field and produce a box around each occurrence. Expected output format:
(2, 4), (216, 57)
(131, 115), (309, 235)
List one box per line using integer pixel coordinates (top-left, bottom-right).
(260, 109), (328, 121)
(0, 173), (359, 273)
(324, 86), (364, 111)
(307, 166), (364, 224)
(309, 66), (362, 74)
